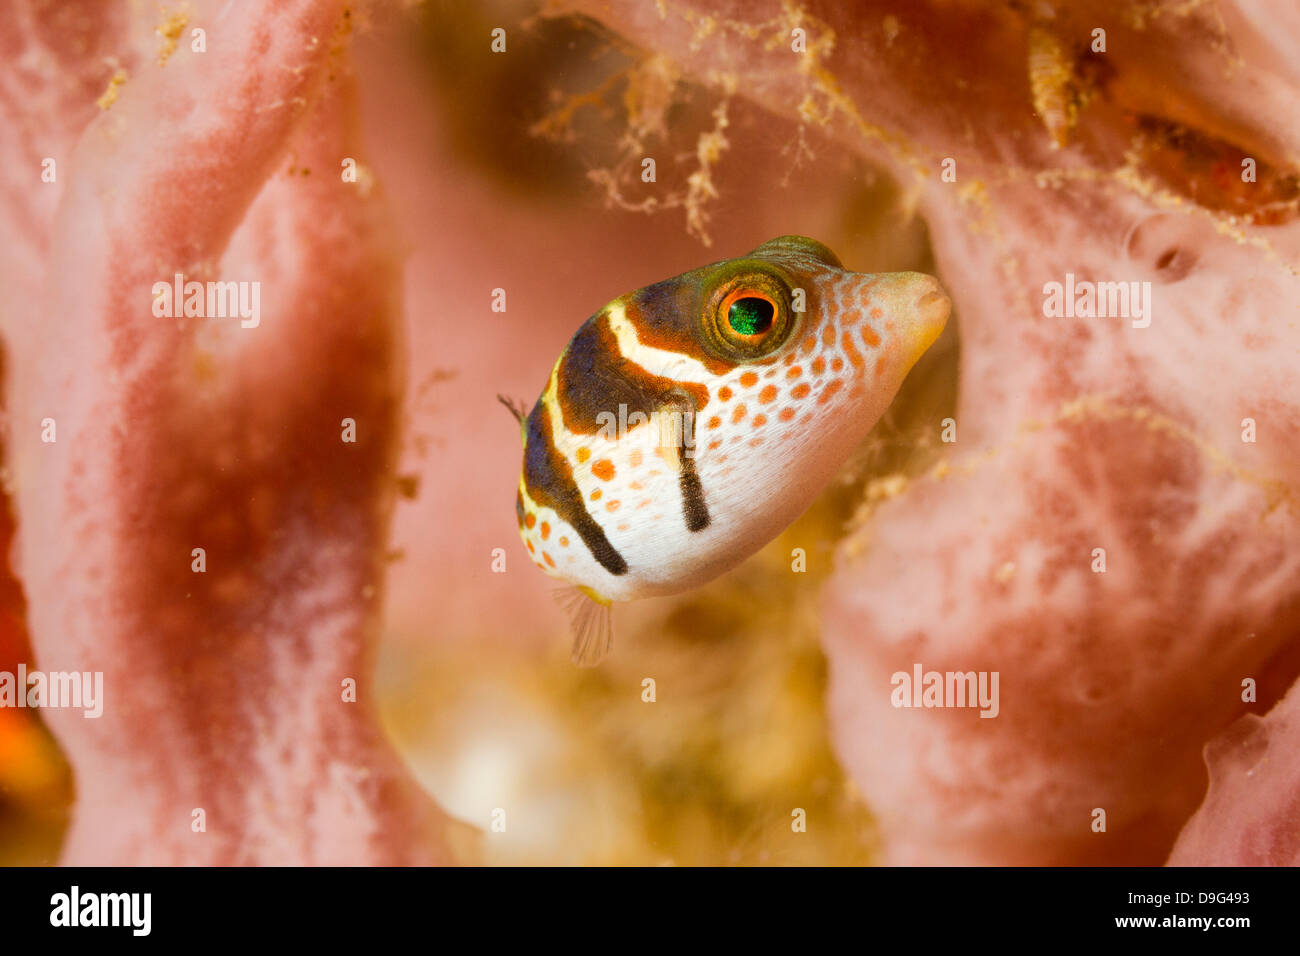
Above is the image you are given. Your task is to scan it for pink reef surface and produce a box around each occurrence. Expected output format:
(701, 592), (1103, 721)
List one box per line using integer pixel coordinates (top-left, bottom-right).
(2, 0), (1299, 866)
(564, 0), (1300, 865)
(1168, 676), (1300, 866)
(0, 1), (456, 863)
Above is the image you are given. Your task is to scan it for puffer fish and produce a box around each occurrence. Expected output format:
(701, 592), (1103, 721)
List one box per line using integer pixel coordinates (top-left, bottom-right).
(507, 236), (950, 665)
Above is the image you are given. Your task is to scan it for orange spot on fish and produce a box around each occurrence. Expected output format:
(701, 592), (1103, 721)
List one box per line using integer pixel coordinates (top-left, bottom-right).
(791, 383), (811, 400)
(629, 480), (643, 491)
(707, 416), (722, 430)
(818, 380), (844, 404)
(540, 522), (550, 540)
(861, 325), (881, 347)
(831, 357), (844, 372)
(592, 459), (616, 481)
(591, 489), (602, 501)
(870, 307), (883, 319)
(559, 536), (569, 547)
(731, 404), (747, 424)
(527, 540), (536, 554)
(629, 449), (643, 467)
(576, 447), (591, 463)
(606, 500), (621, 512)
(843, 330), (865, 369)
(708, 439), (722, 450)
(740, 371), (759, 388)
(801, 335), (817, 354)
(718, 385), (733, 401)
(758, 384), (778, 404)
(618, 523), (630, 531)
(752, 413), (768, 427)
(525, 513), (536, 529)
(875, 354), (887, 375)
(822, 326), (836, 346)
(811, 357), (826, 375)
(787, 365), (802, 379)
(544, 552), (556, 567)
(779, 407), (796, 422)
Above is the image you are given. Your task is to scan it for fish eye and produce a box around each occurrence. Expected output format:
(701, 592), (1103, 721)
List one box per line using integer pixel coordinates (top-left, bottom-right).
(726, 294), (775, 337)
(705, 270), (794, 361)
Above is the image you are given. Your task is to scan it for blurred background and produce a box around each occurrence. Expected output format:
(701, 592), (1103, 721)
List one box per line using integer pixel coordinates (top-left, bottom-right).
(8, 0), (1300, 869)
(0, 0), (956, 865)
(0, 475), (72, 865)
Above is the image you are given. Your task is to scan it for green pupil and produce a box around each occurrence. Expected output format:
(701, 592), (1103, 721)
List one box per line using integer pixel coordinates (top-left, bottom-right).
(728, 297), (774, 336)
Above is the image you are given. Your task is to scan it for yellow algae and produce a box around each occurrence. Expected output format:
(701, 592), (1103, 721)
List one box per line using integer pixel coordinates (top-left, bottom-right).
(1026, 25), (1077, 151)
(156, 7), (188, 66)
(96, 68), (128, 110)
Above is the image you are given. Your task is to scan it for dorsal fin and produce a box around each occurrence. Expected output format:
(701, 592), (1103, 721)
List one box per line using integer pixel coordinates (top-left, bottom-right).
(497, 394), (529, 446)
(497, 393), (527, 425)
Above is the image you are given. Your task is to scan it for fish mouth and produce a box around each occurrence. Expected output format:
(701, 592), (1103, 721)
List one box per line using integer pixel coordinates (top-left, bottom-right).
(903, 280), (951, 367)
(916, 289), (951, 329)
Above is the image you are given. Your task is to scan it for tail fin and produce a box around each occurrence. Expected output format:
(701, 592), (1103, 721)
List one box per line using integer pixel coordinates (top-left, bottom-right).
(553, 587), (615, 666)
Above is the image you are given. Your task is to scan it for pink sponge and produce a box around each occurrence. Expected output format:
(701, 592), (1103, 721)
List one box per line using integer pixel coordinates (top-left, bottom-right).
(1170, 680), (1300, 866)
(0, 1), (459, 863)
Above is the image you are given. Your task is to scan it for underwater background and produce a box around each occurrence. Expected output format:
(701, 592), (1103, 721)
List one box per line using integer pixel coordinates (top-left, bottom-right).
(2, 0), (1298, 866)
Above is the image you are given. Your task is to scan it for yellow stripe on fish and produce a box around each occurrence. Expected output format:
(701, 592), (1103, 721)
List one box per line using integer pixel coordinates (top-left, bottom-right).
(510, 235), (950, 665)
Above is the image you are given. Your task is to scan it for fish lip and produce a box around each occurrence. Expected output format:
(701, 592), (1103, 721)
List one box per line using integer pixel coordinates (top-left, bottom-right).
(917, 289), (950, 316)
(914, 286), (951, 343)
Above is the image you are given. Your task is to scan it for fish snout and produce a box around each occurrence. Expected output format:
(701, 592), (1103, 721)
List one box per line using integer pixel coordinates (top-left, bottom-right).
(906, 274), (951, 356)
(878, 272), (950, 371)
